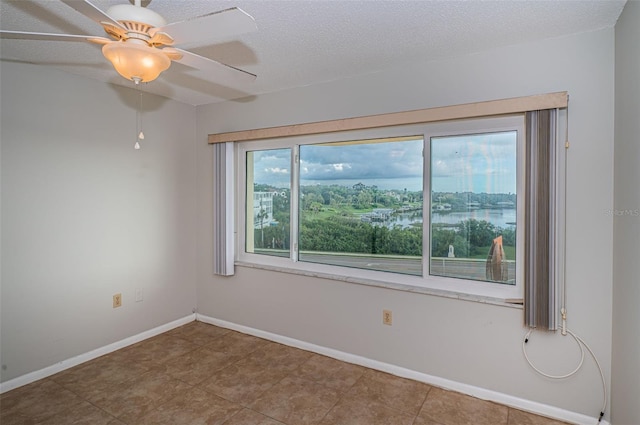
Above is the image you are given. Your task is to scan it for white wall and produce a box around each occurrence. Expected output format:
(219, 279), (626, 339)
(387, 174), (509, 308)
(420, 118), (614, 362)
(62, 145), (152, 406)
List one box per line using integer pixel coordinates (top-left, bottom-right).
(0, 62), (198, 382)
(196, 28), (615, 420)
(612, 2), (640, 424)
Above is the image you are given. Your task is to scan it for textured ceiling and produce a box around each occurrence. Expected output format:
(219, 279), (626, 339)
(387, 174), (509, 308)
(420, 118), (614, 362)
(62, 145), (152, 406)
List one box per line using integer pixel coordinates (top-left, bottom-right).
(0, 0), (627, 106)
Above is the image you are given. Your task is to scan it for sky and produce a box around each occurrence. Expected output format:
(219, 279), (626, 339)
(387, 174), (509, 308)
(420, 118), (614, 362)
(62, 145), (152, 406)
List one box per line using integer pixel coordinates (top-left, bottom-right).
(430, 131), (517, 194)
(250, 131), (517, 194)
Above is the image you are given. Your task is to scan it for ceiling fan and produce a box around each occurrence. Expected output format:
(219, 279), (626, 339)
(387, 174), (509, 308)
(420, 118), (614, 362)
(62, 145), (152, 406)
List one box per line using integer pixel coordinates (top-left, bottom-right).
(0, 0), (258, 86)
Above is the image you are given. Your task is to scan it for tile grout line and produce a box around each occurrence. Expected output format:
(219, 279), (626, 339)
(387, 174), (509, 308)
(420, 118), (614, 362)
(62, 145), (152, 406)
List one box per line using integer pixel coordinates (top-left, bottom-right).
(413, 385), (434, 425)
(45, 378), (125, 425)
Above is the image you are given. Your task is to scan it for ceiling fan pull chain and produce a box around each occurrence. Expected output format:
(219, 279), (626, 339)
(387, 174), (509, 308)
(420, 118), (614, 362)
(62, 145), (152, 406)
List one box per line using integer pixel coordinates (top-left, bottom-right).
(134, 79), (144, 150)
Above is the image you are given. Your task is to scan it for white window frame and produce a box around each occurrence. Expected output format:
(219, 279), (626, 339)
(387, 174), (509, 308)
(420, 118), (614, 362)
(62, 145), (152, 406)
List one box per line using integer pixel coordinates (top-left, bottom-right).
(236, 115), (525, 302)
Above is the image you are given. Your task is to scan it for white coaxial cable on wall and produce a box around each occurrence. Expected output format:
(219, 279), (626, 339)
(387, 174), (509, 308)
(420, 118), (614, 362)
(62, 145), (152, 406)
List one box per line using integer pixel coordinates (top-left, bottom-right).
(522, 328), (607, 423)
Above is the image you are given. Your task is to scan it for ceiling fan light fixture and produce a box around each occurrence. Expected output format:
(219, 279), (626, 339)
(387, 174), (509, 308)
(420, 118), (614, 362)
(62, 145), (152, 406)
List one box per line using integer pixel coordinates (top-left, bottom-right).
(102, 42), (170, 83)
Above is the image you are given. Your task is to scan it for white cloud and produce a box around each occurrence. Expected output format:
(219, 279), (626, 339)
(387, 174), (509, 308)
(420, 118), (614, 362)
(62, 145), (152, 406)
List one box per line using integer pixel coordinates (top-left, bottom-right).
(265, 167), (289, 174)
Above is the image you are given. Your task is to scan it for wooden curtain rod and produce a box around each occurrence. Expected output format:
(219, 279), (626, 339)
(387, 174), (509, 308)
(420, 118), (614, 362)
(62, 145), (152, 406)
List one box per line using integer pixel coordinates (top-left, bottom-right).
(208, 91), (568, 144)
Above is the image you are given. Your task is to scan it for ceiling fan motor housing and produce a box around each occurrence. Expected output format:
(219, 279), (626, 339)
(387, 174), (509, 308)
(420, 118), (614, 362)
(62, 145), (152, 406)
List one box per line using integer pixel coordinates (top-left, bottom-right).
(107, 4), (167, 33)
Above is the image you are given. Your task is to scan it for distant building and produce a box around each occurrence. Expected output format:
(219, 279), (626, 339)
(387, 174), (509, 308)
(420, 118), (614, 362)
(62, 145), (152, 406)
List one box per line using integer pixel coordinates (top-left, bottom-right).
(466, 201), (480, 209)
(254, 192), (275, 229)
(360, 208), (393, 223)
(432, 203), (452, 212)
(497, 201), (515, 207)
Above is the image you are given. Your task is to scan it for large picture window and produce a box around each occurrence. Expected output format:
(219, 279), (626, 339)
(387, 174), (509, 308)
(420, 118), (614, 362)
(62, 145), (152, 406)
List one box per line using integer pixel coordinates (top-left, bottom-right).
(298, 137), (424, 275)
(237, 115), (525, 300)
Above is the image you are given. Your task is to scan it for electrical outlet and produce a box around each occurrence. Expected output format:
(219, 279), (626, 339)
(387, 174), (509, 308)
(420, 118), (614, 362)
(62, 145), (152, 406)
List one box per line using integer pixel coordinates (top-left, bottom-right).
(113, 293), (122, 308)
(383, 309), (393, 325)
(135, 288), (143, 302)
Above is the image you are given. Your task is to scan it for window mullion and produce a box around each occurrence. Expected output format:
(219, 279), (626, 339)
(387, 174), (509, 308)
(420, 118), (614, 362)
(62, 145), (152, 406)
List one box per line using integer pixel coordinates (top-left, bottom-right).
(422, 136), (430, 279)
(290, 145), (300, 262)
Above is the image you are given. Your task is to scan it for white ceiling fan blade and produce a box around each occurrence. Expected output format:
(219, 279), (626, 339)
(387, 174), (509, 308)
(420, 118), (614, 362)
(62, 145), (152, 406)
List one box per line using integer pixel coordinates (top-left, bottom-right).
(169, 48), (256, 86)
(150, 7), (257, 46)
(0, 30), (110, 44)
(60, 0), (127, 31)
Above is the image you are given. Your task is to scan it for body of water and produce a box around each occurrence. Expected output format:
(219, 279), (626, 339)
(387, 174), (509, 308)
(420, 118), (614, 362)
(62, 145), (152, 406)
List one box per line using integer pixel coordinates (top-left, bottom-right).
(432, 209), (517, 228)
(383, 208), (517, 229)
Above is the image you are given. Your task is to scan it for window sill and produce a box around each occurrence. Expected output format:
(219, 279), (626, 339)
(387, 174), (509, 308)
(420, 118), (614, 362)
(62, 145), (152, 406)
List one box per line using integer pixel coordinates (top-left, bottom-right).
(234, 261), (523, 309)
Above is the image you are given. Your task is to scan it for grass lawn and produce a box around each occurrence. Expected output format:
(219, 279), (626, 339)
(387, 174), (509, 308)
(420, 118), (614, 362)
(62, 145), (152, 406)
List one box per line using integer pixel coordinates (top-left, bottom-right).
(468, 245), (516, 260)
(307, 205), (374, 220)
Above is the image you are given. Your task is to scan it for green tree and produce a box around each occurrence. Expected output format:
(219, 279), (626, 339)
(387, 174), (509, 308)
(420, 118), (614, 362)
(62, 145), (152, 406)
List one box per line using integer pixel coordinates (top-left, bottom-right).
(431, 227), (457, 257)
(458, 219), (497, 249)
(500, 227), (516, 247)
(355, 190), (373, 209)
(256, 206), (268, 248)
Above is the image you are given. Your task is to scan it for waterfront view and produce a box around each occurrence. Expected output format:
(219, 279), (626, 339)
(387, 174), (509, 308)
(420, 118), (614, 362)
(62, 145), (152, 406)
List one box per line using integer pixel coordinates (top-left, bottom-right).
(358, 207), (516, 230)
(246, 130), (518, 284)
(250, 181), (516, 282)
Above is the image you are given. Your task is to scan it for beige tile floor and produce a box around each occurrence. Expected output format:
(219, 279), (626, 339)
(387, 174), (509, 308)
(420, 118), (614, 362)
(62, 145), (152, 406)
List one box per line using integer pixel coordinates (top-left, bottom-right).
(0, 321), (570, 425)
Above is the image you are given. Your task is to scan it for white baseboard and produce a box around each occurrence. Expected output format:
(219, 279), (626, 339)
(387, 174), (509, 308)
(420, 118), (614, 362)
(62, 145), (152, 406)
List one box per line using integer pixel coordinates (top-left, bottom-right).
(1, 312), (608, 425)
(0, 314), (195, 394)
(197, 314), (609, 425)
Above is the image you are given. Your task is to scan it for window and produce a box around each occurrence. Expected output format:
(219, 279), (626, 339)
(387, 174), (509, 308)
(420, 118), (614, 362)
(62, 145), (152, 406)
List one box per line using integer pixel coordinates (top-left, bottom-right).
(245, 148), (291, 258)
(297, 136), (424, 275)
(238, 115), (525, 300)
(429, 131), (519, 285)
